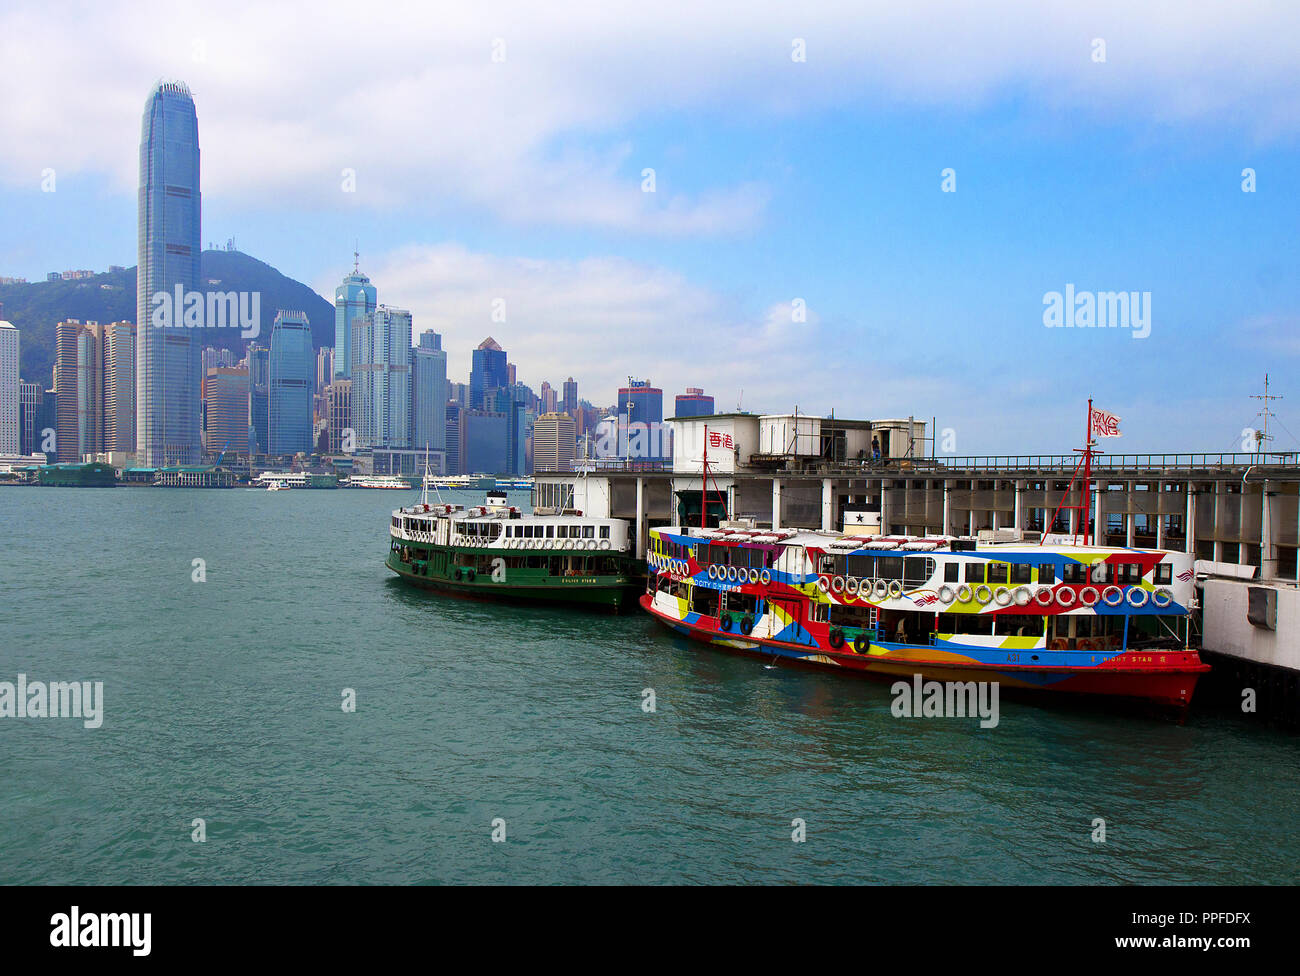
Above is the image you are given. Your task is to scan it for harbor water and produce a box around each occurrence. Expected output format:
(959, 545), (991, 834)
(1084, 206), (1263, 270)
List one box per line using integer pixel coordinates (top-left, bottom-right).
(1, 487), (1298, 884)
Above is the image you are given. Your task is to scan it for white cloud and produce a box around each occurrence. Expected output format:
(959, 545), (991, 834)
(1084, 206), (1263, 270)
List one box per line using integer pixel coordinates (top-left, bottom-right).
(1, 1), (1297, 233)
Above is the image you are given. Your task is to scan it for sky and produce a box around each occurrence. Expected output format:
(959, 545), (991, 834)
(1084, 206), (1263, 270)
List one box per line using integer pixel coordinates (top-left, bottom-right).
(1, 1), (1297, 453)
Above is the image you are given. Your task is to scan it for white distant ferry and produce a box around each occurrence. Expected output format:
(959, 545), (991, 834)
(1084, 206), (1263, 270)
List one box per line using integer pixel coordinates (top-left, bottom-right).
(345, 475), (412, 490)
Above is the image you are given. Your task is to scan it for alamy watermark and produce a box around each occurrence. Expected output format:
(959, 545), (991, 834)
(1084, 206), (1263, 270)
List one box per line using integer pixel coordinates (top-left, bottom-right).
(891, 674), (999, 728)
(0, 674), (103, 728)
(150, 285), (260, 338)
(1043, 284), (1150, 339)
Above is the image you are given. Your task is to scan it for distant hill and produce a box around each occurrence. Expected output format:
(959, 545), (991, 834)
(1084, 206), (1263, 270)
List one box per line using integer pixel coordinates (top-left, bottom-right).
(0, 250), (334, 387)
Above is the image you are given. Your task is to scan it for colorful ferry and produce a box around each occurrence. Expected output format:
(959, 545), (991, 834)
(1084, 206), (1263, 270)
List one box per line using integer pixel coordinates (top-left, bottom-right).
(642, 523), (1209, 716)
(387, 492), (638, 610)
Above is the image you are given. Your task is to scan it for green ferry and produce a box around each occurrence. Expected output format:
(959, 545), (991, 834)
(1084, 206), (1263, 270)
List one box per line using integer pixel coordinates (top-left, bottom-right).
(386, 491), (639, 611)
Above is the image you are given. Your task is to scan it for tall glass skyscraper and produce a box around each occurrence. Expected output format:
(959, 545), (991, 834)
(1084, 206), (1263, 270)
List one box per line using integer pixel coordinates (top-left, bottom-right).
(353, 306), (412, 449)
(268, 310), (314, 455)
(410, 330), (447, 452)
(136, 80), (202, 466)
(334, 260), (376, 380)
(246, 343), (269, 455)
(469, 337), (508, 409)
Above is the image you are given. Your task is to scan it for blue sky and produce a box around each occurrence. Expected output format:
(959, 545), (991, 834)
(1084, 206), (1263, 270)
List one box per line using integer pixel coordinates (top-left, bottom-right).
(1, 1), (1297, 453)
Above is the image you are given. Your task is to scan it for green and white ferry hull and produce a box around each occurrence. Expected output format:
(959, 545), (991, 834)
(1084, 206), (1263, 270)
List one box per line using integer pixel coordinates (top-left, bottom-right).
(387, 494), (638, 611)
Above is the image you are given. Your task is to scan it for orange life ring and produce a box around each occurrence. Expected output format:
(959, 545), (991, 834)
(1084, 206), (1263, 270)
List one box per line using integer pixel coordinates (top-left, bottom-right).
(1050, 638), (1068, 650)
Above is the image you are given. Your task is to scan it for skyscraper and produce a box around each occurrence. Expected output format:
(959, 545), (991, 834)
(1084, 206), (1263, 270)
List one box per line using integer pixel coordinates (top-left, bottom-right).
(333, 257), (376, 379)
(55, 319), (102, 461)
(103, 322), (136, 453)
(268, 310), (314, 455)
(246, 343), (269, 455)
(353, 305), (412, 449)
(674, 387), (714, 418)
(327, 379), (352, 453)
(203, 366), (249, 456)
(540, 381), (558, 415)
(136, 80), (202, 466)
(410, 330), (447, 453)
(469, 337), (508, 409)
(532, 412), (576, 472)
(562, 377), (577, 416)
(19, 381), (39, 456)
(0, 317), (17, 455)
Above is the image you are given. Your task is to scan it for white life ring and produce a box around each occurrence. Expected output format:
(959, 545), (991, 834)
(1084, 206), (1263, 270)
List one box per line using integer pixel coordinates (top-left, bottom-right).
(832, 576), (845, 594)
(993, 587), (1012, 607)
(707, 564), (718, 580)
(817, 576), (831, 594)
(956, 583), (973, 604)
(888, 579), (903, 599)
(1055, 587), (1077, 608)
(975, 584), (993, 605)
(845, 576), (861, 596)
(1034, 587), (1055, 607)
(1127, 587), (1150, 608)
(1079, 586), (1100, 607)
(728, 565), (739, 581)
(759, 569), (772, 585)
(599, 539), (611, 550)
(1013, 586), (1031, 607)
(749, 568), (760, 584)
(1152, 587), (1174, 608)
(938, 584), (955, 604)
(873, 579), (889, 600)
(1102, 585), (1124, 607)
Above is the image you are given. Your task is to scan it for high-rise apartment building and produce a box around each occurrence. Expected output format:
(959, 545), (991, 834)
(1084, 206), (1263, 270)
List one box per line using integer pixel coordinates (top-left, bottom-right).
(136, 80), (202, 466)
(353, 305), (412, 449)
(19, 381), (40, 456)
(0, 317), (18, 455)
(55, 319), (102, 461)
(203, 366), (249, 456)
(327, 379), (352, 453)
(103, 322), (136, 453)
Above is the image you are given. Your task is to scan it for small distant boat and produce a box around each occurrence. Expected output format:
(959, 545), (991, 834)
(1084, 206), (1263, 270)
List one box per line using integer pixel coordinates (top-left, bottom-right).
(266, 480), (290, 491)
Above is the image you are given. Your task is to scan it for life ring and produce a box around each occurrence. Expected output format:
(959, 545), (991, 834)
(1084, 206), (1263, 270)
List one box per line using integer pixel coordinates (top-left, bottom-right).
(1079, 586), (1100, 607)
(454, 567), (463, 581)
(853, 632), (871, 655)
(975, 584), (993, 605)
(846, 577), (861, 597)
(817, 576), (831, 594)
(1152, 587), (1174, 608)
(1127, 587), (1149, 608)
(831, 576), (845, 594)
(741, 614), (754, 632)
(1102, 586), (1124, 607)
(600, 539), (611, 550)
(1013, 586), (1031, 607)
(829, 628), (845, 649)
(707, 564), (717, 579)
(956, 583), (973, 604)
(873, 579), (889, 600)
(749, 568), (760, 584)
(1055, 587), (1077, 608)
(888, 580), (904, 599)
(1078, 637), (1097, 651)
(759, 569), (772, 585)
(1049, 638), (1068, 650)
(938, 584), (955, 604)
(719, 615), (732, 632)
(993, 586), (1012, 607)
(1034, 588), (1055, 607)
(721, 565), (732, 581)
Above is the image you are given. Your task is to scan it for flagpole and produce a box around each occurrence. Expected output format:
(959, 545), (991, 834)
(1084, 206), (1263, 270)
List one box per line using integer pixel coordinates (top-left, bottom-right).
(1082, 398), (1093, 546)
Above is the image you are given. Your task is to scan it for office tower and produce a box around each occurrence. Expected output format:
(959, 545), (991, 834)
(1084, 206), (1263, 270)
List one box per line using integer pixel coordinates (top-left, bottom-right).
(469, 337), (508, 409)
(327, 379), (352, 453)
(36, 390), (57, 461)
(0, 317), (17, 455)
(507, 363), (516, 387)
(246, 343), (269, 455)
(410, 330), (447, 453)
(444, 402), (462, 475)
(448, 381), (468, 408)
(203, 366), (249, 456)
(464, 409), (509, 474)
(316, 346), (335, 394)
(619, 379), (664, 428)
(674, 386), (714, 418)
(54, 319), (103, 461)
(333, 257), (376, 379)
(540, 381), (558, 415)
(19, 381), (39, 456)
(532, 411), (576, 472)
(202, 346), (234, 371)
(103, 322), (136, 453)
(268, 310), (314, 455)
(136, 80), (202, 466)
(562, 377), (577, 416)
(352, 305), (412, 448)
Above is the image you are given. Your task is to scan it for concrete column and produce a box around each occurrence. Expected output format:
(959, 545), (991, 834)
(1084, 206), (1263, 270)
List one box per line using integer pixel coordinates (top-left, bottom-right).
(1213, 482), (1222, 563)
(635, 476), (644, 557)
(1126, 508), (1135, 548)
(1013, 479), (1024, 531)
(771, 478), (781, 530)
(1261, 481), (1276, 577)
(821, 478), (834, 532)
(968, 507), (976, 536)
(1156, 500), (1166, 550)
(942, 481), (952, 536)
(880, 481), (890, 534)
(1186, 488), (1196, 556)
(1092, 485), (1102, 546)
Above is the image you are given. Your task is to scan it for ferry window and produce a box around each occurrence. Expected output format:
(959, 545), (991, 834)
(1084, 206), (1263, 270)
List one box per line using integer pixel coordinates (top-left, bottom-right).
(964, 563), (984, 583)
(903, 557), (932, 587)
(847, 554), (874, 578)
(1119, 563), (1141, 584)
(1010, 563), (1032, 584)
(1154, 563), (1172, 584)
(823, 553), (847, 576)
(944, 562), (959, 583)
(1063, 563), (1086, 583)
(600, 526), (610, 539)
(1038, 564), (1056, 584)
(988, 563), (1008, 584)
(583, 525), (595, 539)
(547, 525), (555, 538)
(810, 603), (829, 623)
(1090, 562), (1113, 584)
(877, 557), (903, 581)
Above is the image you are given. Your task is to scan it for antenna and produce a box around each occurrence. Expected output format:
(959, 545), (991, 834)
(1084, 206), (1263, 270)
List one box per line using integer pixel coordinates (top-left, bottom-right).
(353, 242), (360, 275)
(1250, 373), (1283, 460)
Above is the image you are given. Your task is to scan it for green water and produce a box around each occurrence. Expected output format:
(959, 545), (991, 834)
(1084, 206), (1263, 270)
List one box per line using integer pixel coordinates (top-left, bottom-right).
(1, 486), (1297, 884)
